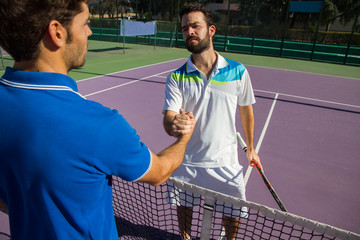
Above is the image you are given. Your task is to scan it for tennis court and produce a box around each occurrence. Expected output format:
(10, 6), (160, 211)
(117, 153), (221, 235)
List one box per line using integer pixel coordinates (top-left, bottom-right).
(0, 41), (359, 238)
(78, 57), (360, 234)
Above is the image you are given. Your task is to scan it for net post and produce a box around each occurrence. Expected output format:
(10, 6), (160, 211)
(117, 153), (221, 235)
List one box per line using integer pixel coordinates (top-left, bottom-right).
(200, 194), (216, 240)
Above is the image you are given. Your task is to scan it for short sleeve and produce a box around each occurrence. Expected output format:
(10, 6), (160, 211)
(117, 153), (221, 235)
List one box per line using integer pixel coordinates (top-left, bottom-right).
(238, 68), (256, 106)
(163, 73), (182, 113)
(94, 110), (152, 182)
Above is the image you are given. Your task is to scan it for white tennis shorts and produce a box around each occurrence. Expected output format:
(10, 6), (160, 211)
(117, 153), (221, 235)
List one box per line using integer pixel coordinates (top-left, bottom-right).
(167, 163), (248, 218)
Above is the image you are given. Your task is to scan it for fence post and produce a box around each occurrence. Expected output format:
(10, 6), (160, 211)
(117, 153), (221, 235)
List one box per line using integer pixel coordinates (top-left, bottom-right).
(175, 0), (180, 48)
(149, 0), (152, 21)
(154, 21), (157, 51)
(116, 0), (120, 43)
(251, 0), (261, 54)
(344, 7), (360, 65)
(99, 0), (102, 40)
(280, 1), (290, 57)
(310, 0), (324, 61)
(223, 0), (231, 52)
(121, 19), (125, 54)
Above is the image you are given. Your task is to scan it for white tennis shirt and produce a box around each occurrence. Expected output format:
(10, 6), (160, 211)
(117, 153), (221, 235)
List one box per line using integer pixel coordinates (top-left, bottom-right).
(163, 53), (256, 167)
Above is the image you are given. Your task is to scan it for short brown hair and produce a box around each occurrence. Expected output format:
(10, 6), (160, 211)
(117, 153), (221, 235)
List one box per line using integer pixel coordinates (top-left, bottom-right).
(0, 0), (86, 62)
(180, 2), (214, 27)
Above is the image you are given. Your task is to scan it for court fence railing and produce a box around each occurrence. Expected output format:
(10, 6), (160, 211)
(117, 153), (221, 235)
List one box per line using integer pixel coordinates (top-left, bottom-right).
(89, 25), (360, 67)
(87, 0), (360, 67)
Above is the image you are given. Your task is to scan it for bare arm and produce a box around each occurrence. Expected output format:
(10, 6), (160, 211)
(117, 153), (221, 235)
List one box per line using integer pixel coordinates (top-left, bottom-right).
(239, 105), (262, 170)
(0, 199), (8, 214)
(138, 110), (195, 186)
(138, 134), (191, 186)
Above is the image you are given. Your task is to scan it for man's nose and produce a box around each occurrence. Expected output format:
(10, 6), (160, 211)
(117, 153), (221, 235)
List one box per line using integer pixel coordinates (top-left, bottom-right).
(188, 27), (195, 36)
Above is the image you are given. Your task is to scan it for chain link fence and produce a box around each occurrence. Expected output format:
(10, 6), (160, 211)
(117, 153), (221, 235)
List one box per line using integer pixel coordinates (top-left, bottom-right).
(87, 0), (360, 66)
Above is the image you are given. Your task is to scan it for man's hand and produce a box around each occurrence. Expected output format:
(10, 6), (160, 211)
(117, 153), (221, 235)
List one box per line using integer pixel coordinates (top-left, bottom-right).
(170, 108), (195, 137)
(140, 109), (196, 186)
(246, 147), (263, 171)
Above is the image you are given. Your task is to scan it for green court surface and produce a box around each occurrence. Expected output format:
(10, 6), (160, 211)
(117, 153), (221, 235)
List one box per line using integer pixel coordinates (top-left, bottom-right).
(1, 40), (359, 80)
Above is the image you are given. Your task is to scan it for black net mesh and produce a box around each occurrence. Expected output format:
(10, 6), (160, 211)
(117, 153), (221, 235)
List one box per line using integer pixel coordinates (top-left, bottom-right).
(112, 176), (359, 240)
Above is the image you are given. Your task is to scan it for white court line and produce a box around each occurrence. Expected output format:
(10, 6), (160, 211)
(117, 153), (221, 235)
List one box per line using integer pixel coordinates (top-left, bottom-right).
(255, 89), (360, 109)
(77, 58), (186, 83)
(246, 64), (360, 81)
(244, 93), (279, 186)
(78, 58), (359, 109)
(243, 88), (359, 185)
(84, 69), (174, 97)
(80, 59), (358, 182)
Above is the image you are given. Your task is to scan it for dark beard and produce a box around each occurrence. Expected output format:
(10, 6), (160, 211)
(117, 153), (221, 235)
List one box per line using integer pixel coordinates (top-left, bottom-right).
(185, 35), (211, 54)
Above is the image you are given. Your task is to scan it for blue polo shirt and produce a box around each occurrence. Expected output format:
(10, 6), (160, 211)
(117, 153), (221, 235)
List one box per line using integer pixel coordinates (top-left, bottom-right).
(0, 67), (152, 239)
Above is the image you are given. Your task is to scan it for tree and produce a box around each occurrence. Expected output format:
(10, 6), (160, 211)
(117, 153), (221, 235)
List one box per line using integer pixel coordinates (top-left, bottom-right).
(89, 0), (132, 19)
(322, 0), (360, 31)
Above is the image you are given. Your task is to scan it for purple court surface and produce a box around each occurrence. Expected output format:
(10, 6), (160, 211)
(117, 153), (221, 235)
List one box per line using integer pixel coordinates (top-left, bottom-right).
(1, 58), (359, 236)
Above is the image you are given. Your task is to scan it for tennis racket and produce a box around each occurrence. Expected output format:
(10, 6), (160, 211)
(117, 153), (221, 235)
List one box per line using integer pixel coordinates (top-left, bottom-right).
(236, 132), (288, 212)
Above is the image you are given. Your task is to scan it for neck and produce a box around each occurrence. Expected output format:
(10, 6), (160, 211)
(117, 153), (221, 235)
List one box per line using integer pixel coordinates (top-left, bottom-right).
(13, 56), (68, 75)
(13, 39), (68, 75)
(191, 48), (217, 79)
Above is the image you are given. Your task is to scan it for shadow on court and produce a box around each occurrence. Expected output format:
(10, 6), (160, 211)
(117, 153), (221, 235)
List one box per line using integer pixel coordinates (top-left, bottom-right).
(115, 217), (183, 240)
(74, 71), (166, 85)
(256, 95), (360, 114)
(88, 47), (127, 52)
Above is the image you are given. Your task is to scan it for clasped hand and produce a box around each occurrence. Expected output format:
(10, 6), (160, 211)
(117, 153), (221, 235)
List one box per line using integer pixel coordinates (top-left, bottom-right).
(171, 108), (195, 137)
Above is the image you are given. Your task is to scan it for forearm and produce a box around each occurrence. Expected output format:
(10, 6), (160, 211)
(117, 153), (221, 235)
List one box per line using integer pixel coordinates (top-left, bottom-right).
(156, 134), (191, 180)
(139, 134), (191, 186)
(163, 110), (177, 136)
(239, 105), (262, 169)
(239, 105), (255, 150)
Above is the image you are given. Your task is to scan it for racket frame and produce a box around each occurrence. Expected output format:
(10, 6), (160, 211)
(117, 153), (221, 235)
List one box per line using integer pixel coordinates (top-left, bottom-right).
(236, 132), (288, 212)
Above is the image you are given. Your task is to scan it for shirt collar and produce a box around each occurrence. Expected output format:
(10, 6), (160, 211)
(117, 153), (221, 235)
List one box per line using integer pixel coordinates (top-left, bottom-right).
(186, 52), (228, 75)
(1, 67), (78, 92)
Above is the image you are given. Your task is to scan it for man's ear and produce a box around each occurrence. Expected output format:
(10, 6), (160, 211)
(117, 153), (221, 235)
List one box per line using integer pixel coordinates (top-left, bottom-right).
(46, 20), (66, 48)
(209, 24), (216, 38)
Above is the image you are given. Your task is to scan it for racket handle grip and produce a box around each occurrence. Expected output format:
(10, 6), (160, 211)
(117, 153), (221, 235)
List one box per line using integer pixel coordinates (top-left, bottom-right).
(236, 132), (247, 152)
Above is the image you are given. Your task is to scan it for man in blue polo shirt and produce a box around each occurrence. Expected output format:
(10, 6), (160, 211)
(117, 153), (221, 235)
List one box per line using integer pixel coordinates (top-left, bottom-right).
(163, 3), (262, 240)
(0, 1), (195, 239)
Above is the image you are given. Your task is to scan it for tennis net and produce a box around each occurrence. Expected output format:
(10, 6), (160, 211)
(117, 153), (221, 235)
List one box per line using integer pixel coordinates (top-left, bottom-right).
(112, 176), (360, 240)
